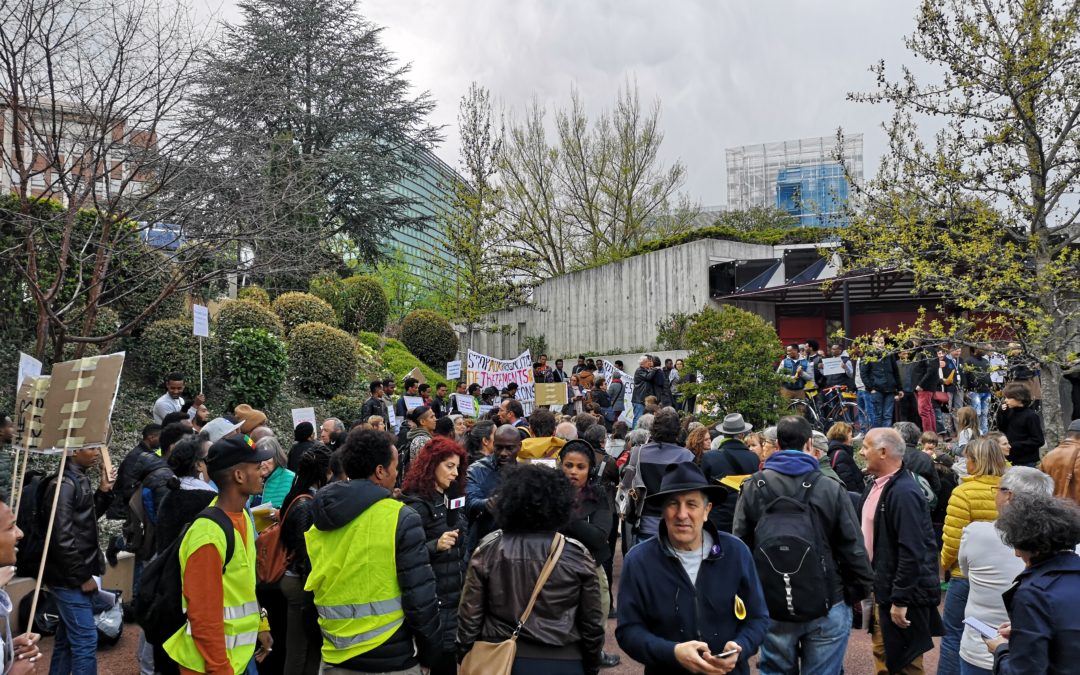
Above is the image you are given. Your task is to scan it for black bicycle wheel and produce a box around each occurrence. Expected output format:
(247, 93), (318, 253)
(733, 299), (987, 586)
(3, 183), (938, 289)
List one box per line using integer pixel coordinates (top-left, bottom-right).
(788, 398), (822, 430)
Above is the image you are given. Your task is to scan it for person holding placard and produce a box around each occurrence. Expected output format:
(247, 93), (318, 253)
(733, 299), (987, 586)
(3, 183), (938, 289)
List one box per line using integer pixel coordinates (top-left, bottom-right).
(153, 373), (204, 425)
(394, 378), (420, 421)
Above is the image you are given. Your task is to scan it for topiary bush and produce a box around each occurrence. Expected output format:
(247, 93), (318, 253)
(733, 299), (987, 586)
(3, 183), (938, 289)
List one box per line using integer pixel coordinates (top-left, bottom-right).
(272, 291), (337, 335)
(400, 310), (459, 369)
(136, 318), (203, 386)
(310, 274), (389, 334)
(238, 285), (271, 306)
(380, 338), (443, 384)
(357, 331), (382, 351)
(225, 328), (288, 408)
(216, 299), (285, 342)
(323, 394), (365, 425)
(354, 340), (384, 381)
(288, 321), (359, 397)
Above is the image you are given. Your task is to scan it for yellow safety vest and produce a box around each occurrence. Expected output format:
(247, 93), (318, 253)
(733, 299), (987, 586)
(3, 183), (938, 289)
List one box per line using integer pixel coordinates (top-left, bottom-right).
(305, 498), (404, 664)
(163, 508), (260, 674)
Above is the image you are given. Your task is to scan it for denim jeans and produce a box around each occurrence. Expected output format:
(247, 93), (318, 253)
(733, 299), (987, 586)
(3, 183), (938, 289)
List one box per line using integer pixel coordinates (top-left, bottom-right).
(968, 392), (990, 434)
(632, 403), (645, 427)
(959, 661), (992, 675)
(938, 576), (970, 675)
(870, 391), (896, 429)
(49, 586), (98, 675)
(759, 601), (852, 675)
(858, 390), (877, 431)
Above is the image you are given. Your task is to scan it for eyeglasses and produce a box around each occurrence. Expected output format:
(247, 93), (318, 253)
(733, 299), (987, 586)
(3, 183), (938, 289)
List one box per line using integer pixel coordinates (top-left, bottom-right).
(991, 486), (1011, 495)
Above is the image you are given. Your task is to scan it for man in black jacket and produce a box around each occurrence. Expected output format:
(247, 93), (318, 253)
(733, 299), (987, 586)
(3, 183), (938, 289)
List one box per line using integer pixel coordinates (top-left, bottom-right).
(42, 445), (115, 673)
(733, 416), (873, 674)
(701, 413), (760, 533)
(631, 355), (663, 425)
(360, 379), (389, 428)
(859, 428), (942, 675)
(860, 337), (903, 429)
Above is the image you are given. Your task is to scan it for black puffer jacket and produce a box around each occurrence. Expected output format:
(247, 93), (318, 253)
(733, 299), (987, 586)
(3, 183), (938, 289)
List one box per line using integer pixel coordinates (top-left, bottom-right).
(43, 463), (113, 588)
(310, 479), (440, 672)
(827, 441), (865, 494)
(457, 531), (605, 674)
(860, 470), (941, 607)
(995, 405), (1045, 466)
(106, 443), (172, 520)
(401, 491), (467, 656)
(561, 488), (613, 565)
(861, 352), (901, 393)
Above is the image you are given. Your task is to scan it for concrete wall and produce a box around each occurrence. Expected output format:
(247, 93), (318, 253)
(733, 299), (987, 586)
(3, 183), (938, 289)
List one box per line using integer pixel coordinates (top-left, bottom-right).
(469, 238), (774, 359)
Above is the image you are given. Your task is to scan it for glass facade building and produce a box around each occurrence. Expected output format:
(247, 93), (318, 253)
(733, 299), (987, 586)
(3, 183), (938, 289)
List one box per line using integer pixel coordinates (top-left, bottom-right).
(775, 163), (850, 227)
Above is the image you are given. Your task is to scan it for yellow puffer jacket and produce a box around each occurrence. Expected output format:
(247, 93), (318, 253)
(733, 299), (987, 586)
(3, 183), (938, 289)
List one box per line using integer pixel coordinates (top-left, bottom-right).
(940, 473), (1001, 575)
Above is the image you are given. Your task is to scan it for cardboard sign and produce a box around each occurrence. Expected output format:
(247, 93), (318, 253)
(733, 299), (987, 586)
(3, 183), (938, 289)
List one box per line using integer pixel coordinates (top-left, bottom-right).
(13, 375), (50, 451)
(407, 367), (427, 385)
(291, 407), (317, 431)
(403, 396), (424, 412)
(38, 352), (126, 451)
(533, 383), (569, 406)
(100, 445), (115, 483)
(446, 360), (461, 380)
(821, 357), (846, 377)
(17, 352), (43, 391)
(454, 394), (477, 417)
(192, 304), (209, 338)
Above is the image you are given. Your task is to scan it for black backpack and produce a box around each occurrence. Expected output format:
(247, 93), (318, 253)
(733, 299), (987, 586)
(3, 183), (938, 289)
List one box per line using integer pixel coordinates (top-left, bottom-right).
(749, 470), (833, 622)
(122, 467), (172, 561)
(136, 507), (235, 646)
(15, 471), (55, 578)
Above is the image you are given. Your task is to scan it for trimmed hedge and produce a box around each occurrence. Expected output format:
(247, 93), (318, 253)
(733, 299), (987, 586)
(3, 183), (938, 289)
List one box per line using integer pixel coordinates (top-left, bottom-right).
(238, 285), (271, 306)
(216, 299), (285, 341)
(400, 310), (458, 369)
(354, 341), (384, 381)
(137, 318), (203, 386)
(225, 328), (288, 408)
(272, 291), (338, 335)
(381, 338), (443, 385)
(288, 321), (359, 397)
(310, 274), (389, 334)
(324, 394), (365, 425)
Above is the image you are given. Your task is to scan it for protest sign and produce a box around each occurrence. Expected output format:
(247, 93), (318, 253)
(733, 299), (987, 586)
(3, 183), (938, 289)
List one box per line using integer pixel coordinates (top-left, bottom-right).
(17, 352), (42, 392)
(446, 360), (461, 380)
(598, 359), (635, 424)
(533, 383), (568, 406)
(192, 304), (210, 338)
(478, 404), (493, 418)
(466, 349), (535, 403)
(821, 357), (846, 377)
(13, 375), (50, 452)
(38, 352), (126, 452)
(454, 394), (477, 417)
(387, 407), (399, 431)
(407, 367), (427, 385)
(403, 396), (424, 411)
(291, 407), (317, 431)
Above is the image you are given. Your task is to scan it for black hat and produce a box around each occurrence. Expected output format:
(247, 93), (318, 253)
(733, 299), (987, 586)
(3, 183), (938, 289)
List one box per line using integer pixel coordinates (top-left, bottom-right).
(645, 462), (726, 504)
(206, 435), (273, 474)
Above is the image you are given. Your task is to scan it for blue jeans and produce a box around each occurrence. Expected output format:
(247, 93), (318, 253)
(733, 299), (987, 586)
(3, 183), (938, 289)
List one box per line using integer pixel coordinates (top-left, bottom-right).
(938, 576), (970, 675)
(49, 586), (98, 675)
(959, 661), (992, 675)
(632, 403), (645, 427)
(870, 391), (895, 429)
(759, 601), (852, 675)
(968, 392), (990, 434)
(858, 390), (877, 430)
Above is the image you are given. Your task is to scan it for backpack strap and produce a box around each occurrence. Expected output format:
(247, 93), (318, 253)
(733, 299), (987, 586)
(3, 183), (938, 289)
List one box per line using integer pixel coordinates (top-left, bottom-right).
(196, 507), (236, 571)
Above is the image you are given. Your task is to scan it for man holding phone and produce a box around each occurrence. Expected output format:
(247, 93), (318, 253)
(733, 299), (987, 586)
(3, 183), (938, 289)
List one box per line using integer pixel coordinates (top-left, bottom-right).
(616, 462), (769, 674)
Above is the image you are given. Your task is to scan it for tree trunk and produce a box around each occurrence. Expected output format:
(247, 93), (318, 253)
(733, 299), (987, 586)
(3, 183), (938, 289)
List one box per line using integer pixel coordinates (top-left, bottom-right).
(1041, 361), (1064, 450)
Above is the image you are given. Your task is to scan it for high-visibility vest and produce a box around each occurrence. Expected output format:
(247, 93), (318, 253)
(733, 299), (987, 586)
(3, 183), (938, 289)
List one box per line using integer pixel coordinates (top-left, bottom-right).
(305, 497), (405, 664)
(163, 509), (260, 673)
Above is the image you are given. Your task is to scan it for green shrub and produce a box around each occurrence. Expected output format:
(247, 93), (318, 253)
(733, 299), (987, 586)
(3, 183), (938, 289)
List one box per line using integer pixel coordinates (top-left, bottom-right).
(136, 318), (203, 385)
(238, 285), (271, 306)
(400, 310), (458, 369)
(354, 340), (384, 381)
(357, 331), (382, 351)
(310, 274), (389, 334)
(381, 338), (443, 384)
(225, 328), (288, 407)
(324, 394), (365, 424)
(272, 291), (337, 335)
(288, 321), (359, 397)
(216, 299), (285, 341)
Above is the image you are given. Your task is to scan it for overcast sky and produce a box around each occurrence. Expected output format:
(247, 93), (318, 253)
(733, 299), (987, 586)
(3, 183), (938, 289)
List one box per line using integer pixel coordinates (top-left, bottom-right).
(201, 1), (934, 206)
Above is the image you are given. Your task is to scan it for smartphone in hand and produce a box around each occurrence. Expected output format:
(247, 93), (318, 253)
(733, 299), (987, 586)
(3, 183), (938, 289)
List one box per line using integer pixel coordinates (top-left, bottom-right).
(963, 616), (999, 640)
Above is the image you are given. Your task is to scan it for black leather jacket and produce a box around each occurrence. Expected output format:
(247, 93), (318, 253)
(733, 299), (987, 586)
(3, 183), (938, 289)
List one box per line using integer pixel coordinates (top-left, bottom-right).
(43, 463), (113, 588)
(457, 531), (605, 674)
(106, 443), (172, 520)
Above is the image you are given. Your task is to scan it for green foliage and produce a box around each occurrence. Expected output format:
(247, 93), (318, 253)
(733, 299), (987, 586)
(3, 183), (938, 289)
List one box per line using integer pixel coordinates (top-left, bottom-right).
(309, 274), (389, 334)
(356, 331), (382, 351)
(216, 299), (286, 342)
(380, 338), (443, 384)
(400, 310), (459, 368)
(136, 318), (204, 386)
(655, 312), (693, 350)
(238, 285), (271, 305)
(225, 328), (288, 407)
(272, 291), (337, 335)
(354, 340), (384, 381)
(288, 321), (359, 397)
(519, 335), (548, 359)
(324, 394), (365, 424)
(631, 222), (829, 258)
(681, 306), (783, 426)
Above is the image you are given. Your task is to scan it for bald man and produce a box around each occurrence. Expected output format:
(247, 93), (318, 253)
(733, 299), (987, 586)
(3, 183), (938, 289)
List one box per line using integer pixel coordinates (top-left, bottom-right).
(465, 425), (521, 551)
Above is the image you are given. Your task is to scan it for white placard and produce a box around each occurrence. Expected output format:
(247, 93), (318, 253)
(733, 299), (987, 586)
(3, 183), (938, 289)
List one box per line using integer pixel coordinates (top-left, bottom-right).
(17, 352), (42, 391)
(446, 360), (461, 380)
(291, 407), (316, 431)
(478, 404), (494, 418)
(403, 396), (424, 411)
(821, 357), (846, 377)
(192, 304), (210, 338)
(454, 394), (477, 417)
(387, 408), (399, 431)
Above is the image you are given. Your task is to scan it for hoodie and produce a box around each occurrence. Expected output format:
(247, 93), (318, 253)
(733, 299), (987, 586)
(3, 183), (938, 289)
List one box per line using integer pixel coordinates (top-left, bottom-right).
(307, 479), (441, 671)
(763, 449), (820, 476)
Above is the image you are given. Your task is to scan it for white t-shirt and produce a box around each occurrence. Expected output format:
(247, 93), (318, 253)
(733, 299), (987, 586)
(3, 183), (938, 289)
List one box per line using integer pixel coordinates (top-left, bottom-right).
(958, 521), (1024, 670)
(672, 531), (714, 586)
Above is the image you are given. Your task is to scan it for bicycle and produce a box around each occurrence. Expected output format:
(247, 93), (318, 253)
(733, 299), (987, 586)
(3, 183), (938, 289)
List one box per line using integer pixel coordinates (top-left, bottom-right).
(788, 385), (865, 436)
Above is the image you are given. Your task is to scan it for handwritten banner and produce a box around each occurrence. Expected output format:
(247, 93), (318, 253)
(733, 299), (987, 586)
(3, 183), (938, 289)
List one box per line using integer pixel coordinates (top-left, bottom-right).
(467, 349), (535, 402)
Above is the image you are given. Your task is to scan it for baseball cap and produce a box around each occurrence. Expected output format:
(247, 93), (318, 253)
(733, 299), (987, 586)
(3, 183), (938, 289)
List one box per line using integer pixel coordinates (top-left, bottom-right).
(1068, 419), (1080, 433)
(205, 435), (273, 474)
(202, 417), (243, 443)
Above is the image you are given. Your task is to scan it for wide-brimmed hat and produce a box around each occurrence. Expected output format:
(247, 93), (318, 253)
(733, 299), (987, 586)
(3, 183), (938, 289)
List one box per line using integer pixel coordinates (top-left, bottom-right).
(202, 417), (243, 443)
(715, 413), (753, 435)
(646, 462), (726, 504)
(234, 404), (268, 434)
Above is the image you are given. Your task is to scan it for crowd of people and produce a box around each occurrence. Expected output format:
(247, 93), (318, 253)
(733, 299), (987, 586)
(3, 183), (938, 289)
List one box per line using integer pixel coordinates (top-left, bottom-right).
(2, 341), (1080, 675)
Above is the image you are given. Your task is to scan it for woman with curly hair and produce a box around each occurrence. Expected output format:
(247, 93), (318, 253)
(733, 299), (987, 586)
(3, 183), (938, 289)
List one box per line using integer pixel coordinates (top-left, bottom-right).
(400, 437), (468, 675)
(458, 464), (605, 675)
(984, 492), (1080, 673)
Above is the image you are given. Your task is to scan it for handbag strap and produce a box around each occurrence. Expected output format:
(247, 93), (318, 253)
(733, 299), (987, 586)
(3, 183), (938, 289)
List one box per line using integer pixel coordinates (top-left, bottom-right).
(513, 533), (565, 636)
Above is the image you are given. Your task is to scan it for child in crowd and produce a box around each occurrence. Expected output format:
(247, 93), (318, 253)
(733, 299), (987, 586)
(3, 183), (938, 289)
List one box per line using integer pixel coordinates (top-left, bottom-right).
(920, 430), (941, 457)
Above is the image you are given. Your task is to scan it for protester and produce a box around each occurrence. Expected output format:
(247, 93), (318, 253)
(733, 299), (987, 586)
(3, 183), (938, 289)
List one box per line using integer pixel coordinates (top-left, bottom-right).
(255, 436), (295, 509)
(279, 445), (332, 675)
(963, 347), (993, 434)
(465, 425), (521, 549)
(622, 409), (696, 541)
(826, 421), (865, 493)
(233, 404), (268, 436)
(304, 429), (439, 674)
(684, 425), (710, 464)
(162, 435), (272, 673)
(152, 372), (204, 425)
(778, 344), (812, 403)
(956, 467), (1053, 675)
(155, 435), (217, 556)
(701, 413), (759, 533)
(984, 492), (1080, 674)
(954, 406), (980, 455)
(463, 419), (495, 465)
(994, 382), (1044, 467)
(288, 422), (317, 472)
(631, 355), (663, 423)
(938, 437), (1008, 675)
(394, 377), (421, 420)
(894, 421), (942, 496)
(499, 399), (530, 439)
(734, 415), (873, 674)
(1040, 418), (1080, 503)
(319, 418), (345, 445)
(519, 409), (566, 461)
(859, 428), (943, 674)
(0, 492), (42, 673)
(451, 415), (467, 446)
(458, 463), (605, 674)
(360, 380), (389, 429)
(400, 437), (468, 675)
(617, 462), (769, 674)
